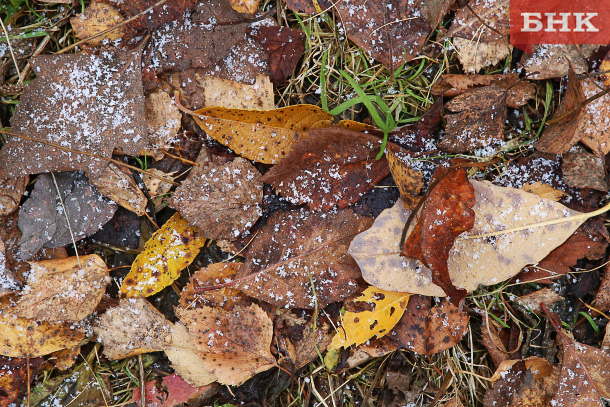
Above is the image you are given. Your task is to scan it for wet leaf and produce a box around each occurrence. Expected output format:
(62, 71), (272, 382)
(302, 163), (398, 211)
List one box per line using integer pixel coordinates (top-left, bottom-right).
(71, 2), (125, 46)
(145, 90), (183, 154)
(260, 127), (390, 211)
(328, 287), (410, 350)
(107, 0), (198, 33)
(387, 147), (423, 210)
(248, 26), (306, 85)
(179, 262), (245, 310)
(229, 0), (260, 14)
(516, 289), (564, 314)
(235, 208), (372, 309)
(0, 176), (27, 217)
(120, 213), (206, 297)
(562, 150), (608, 191)
(11, 255), (110, 322)
(96, 297), (173, 360)
(193, 104), (332, 164)
(521, 44), (598, 80)
(179, 304), (277, 386)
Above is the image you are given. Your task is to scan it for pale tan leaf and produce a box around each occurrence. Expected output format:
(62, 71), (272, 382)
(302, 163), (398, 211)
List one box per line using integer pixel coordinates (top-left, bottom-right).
(453, 38), (511, 74)
(90, 163), (147, 216)
(165, 323), (218, 387)
(96, 298), (172, 360)
(490, 357), (554, 382)
(199, 73), (273, 110)
(0, 176), (27, 216)
(522, 181), (568, 202)
(11, 254), (110, 322)
(145, 90), (182, 154)
(516, 288), (564, 314)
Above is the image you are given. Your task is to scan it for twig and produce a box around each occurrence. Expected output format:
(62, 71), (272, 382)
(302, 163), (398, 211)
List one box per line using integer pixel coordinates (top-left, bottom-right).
(138, 354), (146, 407)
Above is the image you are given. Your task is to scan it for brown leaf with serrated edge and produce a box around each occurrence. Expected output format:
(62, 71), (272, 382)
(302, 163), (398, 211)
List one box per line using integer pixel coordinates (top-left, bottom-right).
(179, 262), (245, 310)
(440, 85), (507, 153)
(386, 146), (424, 210)
(107, 0), (198, 33)
(90, 163), (147, 216)
(403, 162), (474, 303)
(521, 181), (568, 202)
(260, 127), (390, 211)
(453, 38), (511, 75)
(562, 150), (608, 191)
(96, 297), (173, 360)
(179, 304), (277, 386)
(234, 208), (372, 309)
(11, 255), (109, 322)
(517, 218), (609, 284)
(70, 2), (125, 46)
(248, 26), (305, 85)
(193, 104), (332, 164)
(0, 176), (27, 216)
(0, 50), (148, 179)
(335, 0), (432, 70)
(390, 296), (468, 355)
(430, 73), (536, 108)
(170, 158), (262, 240)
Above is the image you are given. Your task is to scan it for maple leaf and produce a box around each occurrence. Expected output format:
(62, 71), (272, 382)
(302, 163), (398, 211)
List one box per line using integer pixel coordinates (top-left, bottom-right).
(403, 163), (475, 303)
(169, 158), (263, 240)
(248, 26), (306, 85)
(260, 127), (390, 211)
(121, 213), (206, 297)
(179, 304), (277, 386)
(234, 208), (372, 309)
(328, 287), (410, 350)
(0, 50), (148, 178)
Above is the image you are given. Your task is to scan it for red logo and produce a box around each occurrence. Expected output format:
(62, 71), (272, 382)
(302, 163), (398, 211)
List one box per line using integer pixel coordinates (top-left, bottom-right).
(510, 0), (607, 51)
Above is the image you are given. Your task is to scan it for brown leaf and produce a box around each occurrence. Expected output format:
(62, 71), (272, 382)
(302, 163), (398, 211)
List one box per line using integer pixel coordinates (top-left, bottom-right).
(18, 172), (118, 260)
(170, 158), (262, 240)
(520, 44), (599, 80)
(594, 263), (610, 314)
(70, 2), (125, 46)
(179, 262), (245, 310)
(0, 50), (148, 178)
(521, 181), (568, 202)
(0, 176), (27, 217)
(0, 356), (42, 406)
(440, 85), (507, 153)
(275, 312), (333, 369)
(198, 73), (274, 110)
(562, 150), (608, 191)
(386, 147), (424, 210)
(480, 322), (511, 367)
(107, 0), (199, 33)
(235, 208), (372, 309)
(11, 255), (109, 322)
(403, 163), (474, 303)
(179, 304), (277, 386)
(447, 0), (508, 41)
(490, 356), (554, 382)
(389, 296), (469, 355)
(145, 90), (183, 154)
(387, 98), (444, 153)
(334, 0), (432, 70)
(452, 38), (511, 74)
(96, 297), (173, 360)
(260, 127), (390, 211)
(0, 238), (19, 297)
(516, 288), (564, 314)
(90, 163), (148, 216)
(248, 26), (306, 85)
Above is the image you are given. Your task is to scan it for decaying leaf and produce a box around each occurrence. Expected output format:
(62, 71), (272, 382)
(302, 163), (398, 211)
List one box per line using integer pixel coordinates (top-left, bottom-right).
(121, 213), (206, 297)
(11, 255), (109, 322)
(107, 0), (198, 33)
(562, 150), (608, 191)
(90, 163), (148, 216)
(18, 172), (118, 260)
(193, 104), (332, 164)
(328, 287), (410, 350)
(96, 297), (173, 360)
(520, 44), (598, 80)
(490, 356), (554, 382)
(516, 289), (564, 314)
(248, 26), (306, 85)
(275, 311), (334, 369)
(131, 373), (218, 407)
(260, 127), (390, 211)
(0, 50), (148, 178)
(452, 38), (511, 74)
(521, 181), (568, 202)
(386, 147), (424, 210)
(145, 90), (182, 153)
(170, 158), (262, 240)
(198, 73), (274, 110)
(389, 295), (469, 355)
(0, 238), (19, 297)
(235, 208), (372, 308)
(0, 176), (27, 216)
(179, 262), (244, 310)
(70, 2), (125, 46)
(352, 180), (586, 295)
(179, 304), (277, 386)
(165, 323), (218, 386)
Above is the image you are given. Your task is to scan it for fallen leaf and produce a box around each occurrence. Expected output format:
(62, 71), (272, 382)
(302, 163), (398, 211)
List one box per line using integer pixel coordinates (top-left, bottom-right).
(490, 356), (554, 382)
(516, 289), (564, 314)
(235, 208), (372, 309)
(131, 374), (218, 407)
(0, 50), (148, 178)
(282, 0), (330, 14)
(0, 238), (19, 297)
(334, 0), (432, 70)
(192, 104), (332, 164)
(145, 90), (182, 154)
(389, 296), (469, 355)
(386, 147), (424, 210)
(248, 26), (306, 85)
(452, 38), (511, 74)
(165, 323), (218, 386)
(179, 304), (277, 386)
(387, 99), (444, 153)
(0, 176), (27, 216)
(480, 322), (511, 367)
(70, 2), (125, 46)
(11, 255), (109, 322)
(18, 172), (118, 260)
(521, 181), (568, 202)
(178, 262), (244, 310)
(260, 127), (390, 211)
(520, 44), (598, 80)
(229, 0), (259, 14)
(275, 312), (334, 369)
(96, 297), (173, 360)
(198, 73), (274, 110)
(107, 0), (198, 33)
(170, 158), (262, 240)
(562, 150), (608, 191)
(90, 163), (148, 216)
(328, 287), (410, 350)
(440, 85), (507, 153)
(121, 212), (206, 297)
(594, 263), (610, 314)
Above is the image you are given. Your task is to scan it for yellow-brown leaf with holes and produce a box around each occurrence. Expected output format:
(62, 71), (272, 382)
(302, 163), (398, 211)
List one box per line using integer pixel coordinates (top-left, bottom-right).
(120, 213), (206, 297)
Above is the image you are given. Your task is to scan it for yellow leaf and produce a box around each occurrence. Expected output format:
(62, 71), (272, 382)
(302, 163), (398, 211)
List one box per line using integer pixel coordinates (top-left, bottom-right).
(328, 287), (410, 350)
(228, 0), (260, 15)
(193, 104), (332, 164)
(121, 213), (206, 297)
(70, 3), (125, 47)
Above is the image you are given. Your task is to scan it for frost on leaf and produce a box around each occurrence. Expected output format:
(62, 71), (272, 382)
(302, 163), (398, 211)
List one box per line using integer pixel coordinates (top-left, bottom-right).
(179, 304), (277, 386)
(89, 163), (148, 216)
(386, 146), (423, 210)
(145, 90), (183, 155)
(179, 262), (245, 311)
(170, 158), (262, 241)
(11, 255), (110, 322)
(328, 287), (410, 350)
(96, 297), (173, 360)
(107, 0), (199, 34)
(248, 26), (306, 85)
(70, 2), (125, 46)
(0, 50), (148, 178)
(121, 213), (206, 297)
(235, 208), (372, 309)
(192, 104), (332, 164)
(18, 172), (118, 260)
(165, 323), (218, 387)
(261, 127), (390, 211)
(520, 44), (598, 80)
(561, 150), (608, 191)
(0, 238), (19, 297)
(198, 73), (274, 110)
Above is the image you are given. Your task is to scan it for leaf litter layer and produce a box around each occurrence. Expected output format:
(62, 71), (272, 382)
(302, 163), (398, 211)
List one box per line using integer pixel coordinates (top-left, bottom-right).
(3, 0), (610, 406)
